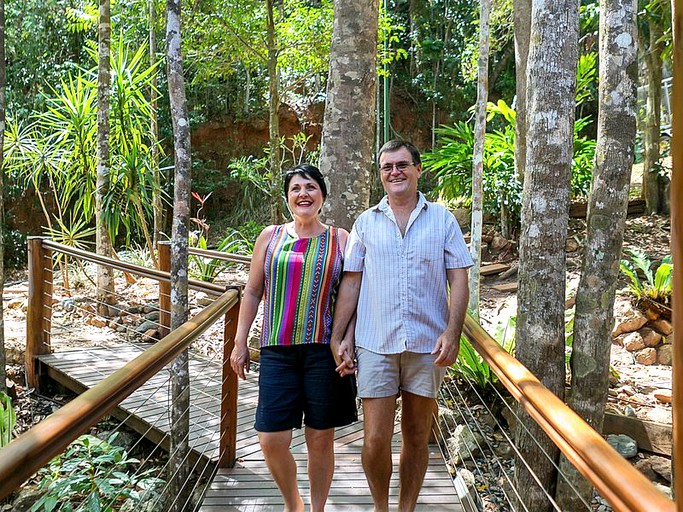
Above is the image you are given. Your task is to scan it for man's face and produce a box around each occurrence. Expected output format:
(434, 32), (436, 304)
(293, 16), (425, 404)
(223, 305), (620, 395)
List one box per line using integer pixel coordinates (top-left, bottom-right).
(379, 147), (422, 198)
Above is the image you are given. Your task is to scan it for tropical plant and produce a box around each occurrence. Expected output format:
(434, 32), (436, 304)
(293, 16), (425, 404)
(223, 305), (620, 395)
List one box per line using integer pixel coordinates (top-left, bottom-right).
(31, 434), (165, 512)
(450, 314), (516, 389)
(620, 249), (673, 304)
(3, 41), (161, 255)
(0, 392), (17, 448)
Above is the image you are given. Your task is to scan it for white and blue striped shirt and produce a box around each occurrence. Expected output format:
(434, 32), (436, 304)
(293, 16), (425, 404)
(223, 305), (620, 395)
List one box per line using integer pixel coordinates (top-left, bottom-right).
(344, 192), (473, 354)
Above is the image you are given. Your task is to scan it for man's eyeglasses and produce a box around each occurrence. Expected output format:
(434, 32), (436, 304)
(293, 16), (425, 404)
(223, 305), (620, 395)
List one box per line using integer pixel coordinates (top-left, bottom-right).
(379, 161), (414, 174)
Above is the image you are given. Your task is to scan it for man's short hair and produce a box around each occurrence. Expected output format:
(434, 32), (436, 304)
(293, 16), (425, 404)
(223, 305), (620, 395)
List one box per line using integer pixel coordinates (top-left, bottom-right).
(377, 140), (421, 166)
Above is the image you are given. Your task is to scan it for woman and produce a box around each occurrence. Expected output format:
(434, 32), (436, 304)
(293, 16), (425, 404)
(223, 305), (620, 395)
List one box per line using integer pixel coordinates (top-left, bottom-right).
(230, 164), (357, 512)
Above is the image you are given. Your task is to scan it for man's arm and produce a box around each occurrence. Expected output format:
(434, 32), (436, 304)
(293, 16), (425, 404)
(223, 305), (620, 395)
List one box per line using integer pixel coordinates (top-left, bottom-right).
(432, 267), (469, 367)
(330, 271), (362, 376)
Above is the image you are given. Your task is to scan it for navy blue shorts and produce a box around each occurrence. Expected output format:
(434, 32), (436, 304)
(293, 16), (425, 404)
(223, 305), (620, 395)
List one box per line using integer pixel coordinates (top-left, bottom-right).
(255, 344), (358, 432)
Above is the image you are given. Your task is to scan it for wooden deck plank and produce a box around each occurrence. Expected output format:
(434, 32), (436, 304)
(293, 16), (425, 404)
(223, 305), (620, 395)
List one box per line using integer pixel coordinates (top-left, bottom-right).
(37, 343), (462, 511)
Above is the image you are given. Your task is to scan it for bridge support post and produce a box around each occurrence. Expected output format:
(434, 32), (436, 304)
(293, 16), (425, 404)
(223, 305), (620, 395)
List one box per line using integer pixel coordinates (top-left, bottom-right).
(219, 289), (241, 468)
(26, 237), (53, 389)
(158, 241), (171, 338)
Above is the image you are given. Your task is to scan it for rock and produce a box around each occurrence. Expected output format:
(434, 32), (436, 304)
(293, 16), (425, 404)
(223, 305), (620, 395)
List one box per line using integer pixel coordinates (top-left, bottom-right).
(88, 317), (108, 328)
(437, 406), (460, 436)
(136, 320), (159, 333)
(622, 332), (645, 352)
(142, 303), (158, 314)
(639, 327), (662, 348)
(650, 455), (672, 483)
(612, 302), (648, 337)
(142, 328), (159, 341)
(633, 457), (659, 480)
(635, 348), (656, 365)
(10, 486), (42, 512)
(490, 234), (509, 251)
(644, 307), (661, 321)
(447, 424), (484, 465)
(624, 405), (638, 417)
(454, 468), (484, 511)
(646, 407), (672, 424)
(492, 442), (513, 458)
(144, 310), (160, 322)
(565, 238), (581, 253)
(653, 482), (672, 499)
(657, 344), (673, 366)
(606, 433), (638, 459)
(650, 318), (673, 336)
(195, 291), (214, 307)
(654, 389), (672, 404)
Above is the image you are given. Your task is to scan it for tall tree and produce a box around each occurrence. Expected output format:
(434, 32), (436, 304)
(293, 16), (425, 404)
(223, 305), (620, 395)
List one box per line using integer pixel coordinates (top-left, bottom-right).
(556, 0), (638, 507)
(639, 6), (667, 214)
(150, 0), (163, 249)
(96, 0), (115, 317)
(320, 0), (379, 230)
(166, 0), (191, 508)
(0, 0), (6, 395)
(468, 0), (491, 319)
(513, 0), (578, 510)
(266, 0), (283, 224)
(513, 0), (531, 188)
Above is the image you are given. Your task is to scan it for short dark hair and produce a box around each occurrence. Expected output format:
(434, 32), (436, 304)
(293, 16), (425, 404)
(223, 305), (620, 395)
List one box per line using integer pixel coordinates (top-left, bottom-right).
(377, 140), (421, 166)
(283, 163), (328, 200)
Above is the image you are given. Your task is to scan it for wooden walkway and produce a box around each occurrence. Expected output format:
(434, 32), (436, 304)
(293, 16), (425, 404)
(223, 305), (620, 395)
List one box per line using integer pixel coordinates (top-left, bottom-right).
(37, 343), (464, 511)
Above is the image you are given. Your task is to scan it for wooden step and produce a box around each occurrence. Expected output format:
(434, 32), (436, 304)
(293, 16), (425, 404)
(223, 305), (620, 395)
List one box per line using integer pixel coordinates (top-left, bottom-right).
(491, 282), (518, 293)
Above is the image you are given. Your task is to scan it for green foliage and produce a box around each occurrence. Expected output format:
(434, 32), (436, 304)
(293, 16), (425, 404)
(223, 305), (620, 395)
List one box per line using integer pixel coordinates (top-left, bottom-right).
(4, 41), (162, 250)
(620, 249), (673, 304)
(228, 132), (318, 222)
(0, 392), (17, 448)
(424, 97), (597, 231)
(451, 315), (516, 390)
(31, 434), (165, 512)
(189, 192), (255, 282)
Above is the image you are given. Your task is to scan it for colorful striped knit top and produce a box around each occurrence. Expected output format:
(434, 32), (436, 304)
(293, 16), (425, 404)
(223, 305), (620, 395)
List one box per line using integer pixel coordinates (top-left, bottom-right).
(260, 224), (343, 347)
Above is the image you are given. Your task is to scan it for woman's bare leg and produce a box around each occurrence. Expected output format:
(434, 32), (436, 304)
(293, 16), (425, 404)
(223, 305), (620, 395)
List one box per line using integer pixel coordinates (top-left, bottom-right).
(259, 431), (304, 512)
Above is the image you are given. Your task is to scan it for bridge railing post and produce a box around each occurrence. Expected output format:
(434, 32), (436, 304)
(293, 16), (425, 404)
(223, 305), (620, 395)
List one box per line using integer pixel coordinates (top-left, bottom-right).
(158, 241), (171, 338)
(219, 287), (241, 468)
(26, 237), (53, 389)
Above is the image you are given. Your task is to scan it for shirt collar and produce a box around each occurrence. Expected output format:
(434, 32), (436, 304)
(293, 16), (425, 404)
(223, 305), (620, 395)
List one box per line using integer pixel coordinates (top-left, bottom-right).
(373, 192), (429, 213)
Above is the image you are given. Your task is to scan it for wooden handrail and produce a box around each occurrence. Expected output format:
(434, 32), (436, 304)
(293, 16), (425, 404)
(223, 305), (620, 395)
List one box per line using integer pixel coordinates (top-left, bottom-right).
(42, 240), (226, 295)
(188, 246), (252, 266)
(0, 288), (240, 500)
(463, 315), (674, 512)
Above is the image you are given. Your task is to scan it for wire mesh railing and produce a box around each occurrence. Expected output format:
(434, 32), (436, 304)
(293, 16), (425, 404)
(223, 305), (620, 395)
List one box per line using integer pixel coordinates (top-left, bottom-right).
(1, 237), (677, 511)
(1, 238), (241, 511)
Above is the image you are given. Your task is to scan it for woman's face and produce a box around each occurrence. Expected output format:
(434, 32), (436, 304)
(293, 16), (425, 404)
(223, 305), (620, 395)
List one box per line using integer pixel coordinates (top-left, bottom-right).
(287, 174), (324, 219)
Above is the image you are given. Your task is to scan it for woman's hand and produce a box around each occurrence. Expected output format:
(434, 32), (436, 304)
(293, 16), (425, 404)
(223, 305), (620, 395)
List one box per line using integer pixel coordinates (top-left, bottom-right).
(230, 343), (251, 380)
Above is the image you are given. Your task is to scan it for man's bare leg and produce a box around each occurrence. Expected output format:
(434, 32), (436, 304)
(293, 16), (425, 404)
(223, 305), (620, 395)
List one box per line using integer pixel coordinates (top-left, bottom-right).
(398, 391), (435, 511)
(361, 396), (397, 512)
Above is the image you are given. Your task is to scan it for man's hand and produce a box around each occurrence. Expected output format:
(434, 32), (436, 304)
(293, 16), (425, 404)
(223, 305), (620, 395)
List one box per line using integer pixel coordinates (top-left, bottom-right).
(432, 329), (460, 367)
(332, 337), (356, 376)
(230, 344), (250, 380)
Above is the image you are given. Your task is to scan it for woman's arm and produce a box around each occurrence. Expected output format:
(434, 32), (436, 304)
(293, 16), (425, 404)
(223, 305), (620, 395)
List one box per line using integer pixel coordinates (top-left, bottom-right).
(230, 225), (275, 380)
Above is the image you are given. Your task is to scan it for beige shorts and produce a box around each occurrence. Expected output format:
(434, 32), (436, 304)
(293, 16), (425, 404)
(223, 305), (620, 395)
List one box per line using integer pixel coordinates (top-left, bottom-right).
(356, 347), (447, 399)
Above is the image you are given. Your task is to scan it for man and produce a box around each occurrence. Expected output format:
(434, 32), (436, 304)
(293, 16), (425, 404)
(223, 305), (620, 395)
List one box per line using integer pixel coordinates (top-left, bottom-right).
(330, 140), (472, 512)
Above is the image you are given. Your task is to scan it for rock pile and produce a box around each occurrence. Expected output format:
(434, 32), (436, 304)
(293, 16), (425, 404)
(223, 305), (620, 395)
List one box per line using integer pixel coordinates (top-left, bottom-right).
(612, 301), (672, 366)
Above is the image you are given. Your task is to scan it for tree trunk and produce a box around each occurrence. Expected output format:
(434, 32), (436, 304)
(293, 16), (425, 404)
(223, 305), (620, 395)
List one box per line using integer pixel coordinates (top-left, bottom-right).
(513, 0), (531, 187)
(514, 1), (578, 510)
(166, 0), (191, 508)
(0, 0), (5, 395)
(556, 0), (637, 507)
(320, 0), (379, 231)
(150, 0), (163, 253)
(266, 0), (283, 224)
(642, 19), (664, 214)
(468, 0), (491, 319)
(96, 0), (115, 317)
